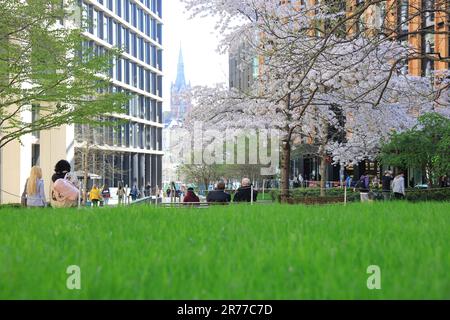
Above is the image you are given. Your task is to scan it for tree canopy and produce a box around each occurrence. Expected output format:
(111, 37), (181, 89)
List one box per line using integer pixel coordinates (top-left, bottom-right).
(0, 0), (128, 148)
(380, 113), (450, 185)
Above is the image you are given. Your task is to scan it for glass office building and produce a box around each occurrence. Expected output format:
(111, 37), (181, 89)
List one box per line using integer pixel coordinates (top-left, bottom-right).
(76, 0), (163, 190)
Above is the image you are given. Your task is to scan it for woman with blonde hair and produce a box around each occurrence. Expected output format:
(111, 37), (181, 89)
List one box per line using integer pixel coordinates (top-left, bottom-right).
(22, 166), (47, 207)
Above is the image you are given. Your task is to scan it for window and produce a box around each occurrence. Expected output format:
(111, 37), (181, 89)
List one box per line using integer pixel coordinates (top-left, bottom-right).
(124, 28), (130, 53)
(145, 14), (150, 37)
(124, 59), (130, 84)
(423, 33), (435, 77)
(423, 0), (435, 27)
(108, 17), (114, 45)
(116, 24), (121, 47)
(132, 62), (137, 87)
(32, 144), (40, 166)
(139, 38), (144, 60)
(116, 0), (122, 17)
(124, 0), (130, 21)
(399, 0), (409, 33)
(131, 33), (137, 57)
(145, 70), (150, 93)
(116, 58), (122, 81)
(145, 42), (150, 65)
(31, 104), (40, 139)
(139, 66), (144, 90)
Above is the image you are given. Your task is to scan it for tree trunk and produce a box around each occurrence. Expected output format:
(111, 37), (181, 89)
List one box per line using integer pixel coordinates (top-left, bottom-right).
(280, 140), (291, 203)
(319, 118), (329, 197)
(83, 145), (89, 204)
(319, 154), (327, 197)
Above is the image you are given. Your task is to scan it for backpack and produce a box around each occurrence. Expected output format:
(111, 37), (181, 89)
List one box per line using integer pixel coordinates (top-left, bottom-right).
(53, 174), (79, 202)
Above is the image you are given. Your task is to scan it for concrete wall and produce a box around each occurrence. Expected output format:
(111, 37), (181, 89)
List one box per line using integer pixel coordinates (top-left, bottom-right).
(0, 124), (73, 204)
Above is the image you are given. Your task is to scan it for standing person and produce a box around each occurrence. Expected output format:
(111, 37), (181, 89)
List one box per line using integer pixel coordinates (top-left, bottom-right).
(356, 172), (370, 202)
(233, 178), (258, 203)
(101, 184), (111, 206)
(129, 184), (139, 201)
(50, 160), (80, 208)
(207, 181), (231, 204)
(392, 172), (406, 200)
(183, 187), (200, 204)
(345, 175), (353, 188)
(22, 166), (47, 208)
(144, 183), (152, 197)
(89, 184), (101, 207)
(298, 173), (304, 188)
(117, 183), (126, 206)
(381, 171), (393, 201)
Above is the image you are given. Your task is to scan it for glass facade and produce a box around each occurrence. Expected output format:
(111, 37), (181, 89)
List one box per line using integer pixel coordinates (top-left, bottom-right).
(76, 0), (163, 190)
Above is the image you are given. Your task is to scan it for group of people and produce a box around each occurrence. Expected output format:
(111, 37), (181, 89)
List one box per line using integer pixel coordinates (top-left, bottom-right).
(182, 178), (258, 205)
(21, 160), (81, 208)
(20, 159), (133, 208)
(354, 171), (407, 202)
(87, 184), (111, 207)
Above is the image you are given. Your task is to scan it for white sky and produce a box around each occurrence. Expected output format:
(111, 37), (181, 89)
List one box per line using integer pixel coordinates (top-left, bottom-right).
(162, 0), (228, 111)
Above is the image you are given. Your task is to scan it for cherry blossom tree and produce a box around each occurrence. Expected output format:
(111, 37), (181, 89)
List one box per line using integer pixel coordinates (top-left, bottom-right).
(182, 0), (448, 201)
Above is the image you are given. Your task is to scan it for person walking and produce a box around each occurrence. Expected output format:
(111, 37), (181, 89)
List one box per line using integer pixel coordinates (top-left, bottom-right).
(89, 184), (102, 207)
(233, 178), (258, 203)
(183, 187), (200, 204)
(117, 183), (126, 206)
(206, 181), (231, 204)
(345, 175), (353, 188)
(22, 166), (47, 208)
(144, 183), (152, 197)
(356, 172), (370, 202)
(129, 184), (139, 201)
(101, 184), (111, 206)
(381, 171), (393, 201)
(392, 172), (406, 200)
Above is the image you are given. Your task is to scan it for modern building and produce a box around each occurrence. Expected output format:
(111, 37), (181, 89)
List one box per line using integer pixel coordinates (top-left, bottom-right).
(75, 0), (164, 191)
(0, 0), (164, 204)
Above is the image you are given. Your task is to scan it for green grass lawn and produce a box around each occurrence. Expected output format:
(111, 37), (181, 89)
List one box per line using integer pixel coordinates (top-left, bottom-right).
(0, 202), (449, 299)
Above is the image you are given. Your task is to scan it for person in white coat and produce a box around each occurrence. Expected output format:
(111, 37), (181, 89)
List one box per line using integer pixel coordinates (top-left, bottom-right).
(392, 172), (406, 200)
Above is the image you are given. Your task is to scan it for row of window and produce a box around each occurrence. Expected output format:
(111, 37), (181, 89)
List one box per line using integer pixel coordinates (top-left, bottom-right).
(112, 56), (163, 96)
(88, 0), (162, 38)
(125, 94), (163, 122)
(76, 121), (163, 151)
(83, 2), (163, 68)
(97, 0), (162, 19)
(82, 41), (162, 96)
(110, 86), (163, 121)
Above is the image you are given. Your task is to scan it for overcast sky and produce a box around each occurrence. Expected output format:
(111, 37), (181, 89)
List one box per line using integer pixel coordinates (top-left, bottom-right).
(162, 1), (228, 110)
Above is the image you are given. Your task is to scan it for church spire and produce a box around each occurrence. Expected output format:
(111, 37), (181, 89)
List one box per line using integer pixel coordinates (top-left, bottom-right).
(174, 45), (186, 91)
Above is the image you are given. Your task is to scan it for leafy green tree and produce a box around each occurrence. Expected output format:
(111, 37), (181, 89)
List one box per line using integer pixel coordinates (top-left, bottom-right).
(380, 113), (450, 186)
(0, 0), (128, 149)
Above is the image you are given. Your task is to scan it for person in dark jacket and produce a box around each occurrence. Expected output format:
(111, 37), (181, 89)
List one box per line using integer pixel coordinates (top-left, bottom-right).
(233, 178), (258, 203)
(183, 187), (200, 204)
(381, 171), (393, 201)
(206, 181), (231, 204)
(356, 172), (370, 202)
(144, 183), (152, 197)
